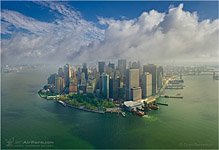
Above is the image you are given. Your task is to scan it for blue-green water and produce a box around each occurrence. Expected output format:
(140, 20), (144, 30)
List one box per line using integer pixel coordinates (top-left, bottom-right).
(1, 69), (218, 149)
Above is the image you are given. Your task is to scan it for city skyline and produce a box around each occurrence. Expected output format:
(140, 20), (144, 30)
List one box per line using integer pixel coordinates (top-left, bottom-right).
(1, 1), (218, 149)
(44, 59), (164, 104)
(1, 1), (219, 65)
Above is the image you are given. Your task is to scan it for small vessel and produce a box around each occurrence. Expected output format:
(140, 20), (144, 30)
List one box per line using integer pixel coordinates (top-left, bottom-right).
(150, 105), (159, 110)
(57, 100), (66, 107)
(121, 112), (126, 117)
(136, 111), (144, 116)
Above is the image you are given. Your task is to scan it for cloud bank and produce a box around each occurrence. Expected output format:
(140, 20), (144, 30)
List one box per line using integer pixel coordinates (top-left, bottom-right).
(1, 2), (104, 64)
(1, 3), (218, 65)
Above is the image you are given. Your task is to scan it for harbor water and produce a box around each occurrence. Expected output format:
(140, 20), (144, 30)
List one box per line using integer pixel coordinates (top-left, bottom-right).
(1, 67), (218, 149)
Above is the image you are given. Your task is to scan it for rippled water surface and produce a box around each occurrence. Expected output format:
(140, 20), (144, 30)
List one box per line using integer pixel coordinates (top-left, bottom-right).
(1, 69), (218, 149)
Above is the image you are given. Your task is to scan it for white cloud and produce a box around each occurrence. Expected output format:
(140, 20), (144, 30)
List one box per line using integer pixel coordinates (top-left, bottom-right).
(1, 3), (218, 64)
(1, 10), (54, 34)
(76, 3), (219, 64)
(1, 2), (104, 64)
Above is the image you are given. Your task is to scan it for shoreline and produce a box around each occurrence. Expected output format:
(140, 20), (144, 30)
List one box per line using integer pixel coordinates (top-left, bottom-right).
(65, 102), (105, 114)
(38, 91), (107, 114)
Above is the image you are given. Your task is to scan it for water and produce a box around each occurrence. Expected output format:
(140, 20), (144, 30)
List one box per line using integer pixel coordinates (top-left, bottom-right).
(1, 68), (218, 149)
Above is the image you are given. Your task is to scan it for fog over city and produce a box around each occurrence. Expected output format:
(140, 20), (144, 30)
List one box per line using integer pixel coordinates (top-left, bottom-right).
(1, 2), (218, 65)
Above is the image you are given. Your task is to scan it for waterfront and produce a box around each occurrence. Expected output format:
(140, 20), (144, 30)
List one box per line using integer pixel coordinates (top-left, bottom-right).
(1, 68), (218, 149)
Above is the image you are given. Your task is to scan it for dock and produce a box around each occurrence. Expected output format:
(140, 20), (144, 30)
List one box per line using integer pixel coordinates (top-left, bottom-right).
(160, 95), (183, 99)
(165, 86), (183, 89)
(156, 102), (168, 106)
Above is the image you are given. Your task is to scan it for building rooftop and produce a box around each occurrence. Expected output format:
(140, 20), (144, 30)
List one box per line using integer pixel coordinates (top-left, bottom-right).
(124, 101), (142, 108)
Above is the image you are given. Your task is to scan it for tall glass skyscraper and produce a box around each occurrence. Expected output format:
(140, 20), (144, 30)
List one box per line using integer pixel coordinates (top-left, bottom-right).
(101, 73), (109, 99)
(143, 64), (157, 95)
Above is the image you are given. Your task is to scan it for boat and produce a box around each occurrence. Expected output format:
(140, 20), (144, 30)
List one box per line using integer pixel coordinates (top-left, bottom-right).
(136, 111), (144, 116)
(57, 100), (66, 107)
(121, 112), (126, 117)
(150, 105), (159, 110)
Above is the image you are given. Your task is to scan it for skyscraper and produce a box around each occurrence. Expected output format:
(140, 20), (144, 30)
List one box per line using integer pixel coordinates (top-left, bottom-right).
(109, 75), (120, 100)
(58, 67), (64, 77)
(82, 63), (88, 80)
(48, 73), (58, 85)
(101, 73), (109, 99)
(87, 78), (96, 94)
(157, 66), (163, 90)
(80, 72), (86, 86)
(55, 76), (65, 94)
(118, 59), (126, 81)
(98, 61), (105, 76)
(125, 68), (140, 100)
(108, 62), (115, 70)
(131, 61), (139, 69)
(131, 87), (142, 101)
(141, 72), (152, 98)
(98, 61), (105, 94)
(69, 69), (78, 94)
(109, 76), (113, 98)
(143, 64), (157, 95)
(64, 64), (71, 88)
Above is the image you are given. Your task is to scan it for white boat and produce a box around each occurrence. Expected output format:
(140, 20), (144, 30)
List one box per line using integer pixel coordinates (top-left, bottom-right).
(121, 112), (126, 117)
(57, 100), (66, 107)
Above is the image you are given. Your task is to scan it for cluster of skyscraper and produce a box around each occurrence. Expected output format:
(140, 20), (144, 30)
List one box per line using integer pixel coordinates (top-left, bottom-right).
(47, 60), (163, 101)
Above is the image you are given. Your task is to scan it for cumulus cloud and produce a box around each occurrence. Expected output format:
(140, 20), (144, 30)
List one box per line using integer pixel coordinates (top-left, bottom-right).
(76, 3), (219, 64)
(1, 3), (218, 65)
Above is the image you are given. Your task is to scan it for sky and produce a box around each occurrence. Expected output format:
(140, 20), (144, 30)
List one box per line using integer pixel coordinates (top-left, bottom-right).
(1, 1), (219, 65)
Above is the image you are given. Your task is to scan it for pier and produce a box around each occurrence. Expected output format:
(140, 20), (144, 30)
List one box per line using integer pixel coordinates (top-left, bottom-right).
(156, 102), (168, 106)
(165, 86), (183, 89)
(160, 95), (183, 99)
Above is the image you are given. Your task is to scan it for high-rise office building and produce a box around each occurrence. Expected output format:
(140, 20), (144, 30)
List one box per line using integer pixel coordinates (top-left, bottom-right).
(131, 87), (142, 101)
(109, 75), (120, 100)
(125, 68), (140, 100)
(98, 61), (105, 94)
(48, 73), (58, 85)
(141, 72), (152, 98)
(118, 59), (126, 81)
(64, 64), (71, 87)
(82, 63), (88, 80)
(55, 76), (65, 94)
(143, 64), (157, 95)
(98, 61), (105, 76)
(80, 72), (86, 86)
(58, 67), (64, 77)
(131, 61), (139, 69)
(69, 69), (77, 94)
(108, 62), (115, 70)
(101, 73), (109, 99)
(87, 78), (96, 94)
(113, 76), (120, 100)
(157, 66), (163, 90)
(78, 72), (86, 93)
(109, 76), (113, 98)
(76, 67), (81, 84)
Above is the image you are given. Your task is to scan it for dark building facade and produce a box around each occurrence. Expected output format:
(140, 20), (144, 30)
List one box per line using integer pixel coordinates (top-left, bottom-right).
(143, 64), (157, 95)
